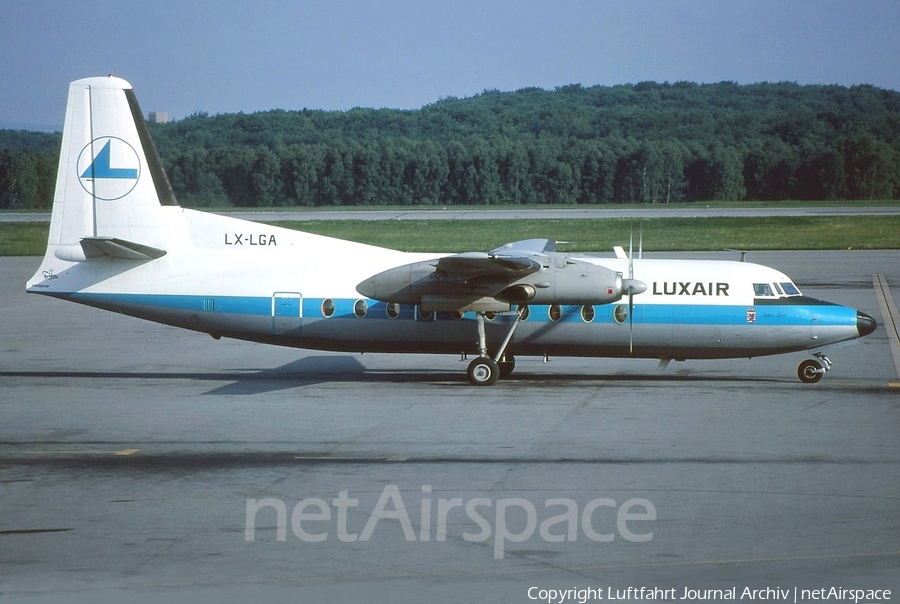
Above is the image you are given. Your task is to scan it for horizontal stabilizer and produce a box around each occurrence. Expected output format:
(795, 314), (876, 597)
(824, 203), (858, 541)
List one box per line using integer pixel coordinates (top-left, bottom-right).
(80, 236), (167, 260)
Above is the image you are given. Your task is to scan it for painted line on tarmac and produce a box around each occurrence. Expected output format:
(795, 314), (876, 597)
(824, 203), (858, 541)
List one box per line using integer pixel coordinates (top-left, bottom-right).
(14, 448), (140, 457)
(873, 274), (900, 384)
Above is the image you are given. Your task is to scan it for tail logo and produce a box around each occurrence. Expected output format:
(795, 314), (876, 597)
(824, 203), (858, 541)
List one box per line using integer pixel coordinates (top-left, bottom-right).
(77, 137), (141, 200)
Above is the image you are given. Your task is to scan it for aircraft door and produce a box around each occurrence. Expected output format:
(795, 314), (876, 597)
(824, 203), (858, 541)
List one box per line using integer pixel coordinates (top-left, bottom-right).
(272, 292), (302, 335)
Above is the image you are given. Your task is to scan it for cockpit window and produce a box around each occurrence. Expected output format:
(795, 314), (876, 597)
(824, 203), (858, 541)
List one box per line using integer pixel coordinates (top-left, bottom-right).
(755, 282), (802, 298)
(753, 283), (774, 296)
(780, 282), (801, 296)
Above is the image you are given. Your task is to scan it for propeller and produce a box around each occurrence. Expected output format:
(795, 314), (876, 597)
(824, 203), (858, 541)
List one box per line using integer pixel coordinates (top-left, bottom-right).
(638, 222), (643, 260)
(622, 227), (648, 354)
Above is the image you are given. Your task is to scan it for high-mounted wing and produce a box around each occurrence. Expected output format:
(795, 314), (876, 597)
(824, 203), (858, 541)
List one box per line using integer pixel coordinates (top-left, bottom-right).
(491, 238), (557, 254)
(435, 252), (541, 280)
(434, 239), (552, 282)
(434, 238), (555, 279)
(357, 238), (633, 313)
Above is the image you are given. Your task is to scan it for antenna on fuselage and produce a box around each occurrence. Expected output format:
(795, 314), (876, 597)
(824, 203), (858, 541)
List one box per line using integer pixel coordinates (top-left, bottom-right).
(725, 248), (748, 262)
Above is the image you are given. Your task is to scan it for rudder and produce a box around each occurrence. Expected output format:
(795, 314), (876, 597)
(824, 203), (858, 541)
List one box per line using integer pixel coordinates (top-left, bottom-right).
(46, 75), (177, 262)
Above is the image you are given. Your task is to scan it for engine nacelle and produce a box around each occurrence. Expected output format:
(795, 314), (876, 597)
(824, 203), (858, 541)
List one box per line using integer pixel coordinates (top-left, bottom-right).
(502, 260), (626, 305)
(356, 259), (454, 304)
(357, 256), (641, 311)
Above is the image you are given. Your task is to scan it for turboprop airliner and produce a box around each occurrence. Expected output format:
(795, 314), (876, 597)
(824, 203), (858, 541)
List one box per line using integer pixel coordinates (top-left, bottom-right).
(26, 76), (877, 386)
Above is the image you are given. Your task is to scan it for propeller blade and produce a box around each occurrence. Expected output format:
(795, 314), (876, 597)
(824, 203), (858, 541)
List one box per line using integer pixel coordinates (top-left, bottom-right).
(638, 222), (643, 260)
(629, 293), (634, 354)
(628, 228), (634, 280)
(628, 227), (634, 354)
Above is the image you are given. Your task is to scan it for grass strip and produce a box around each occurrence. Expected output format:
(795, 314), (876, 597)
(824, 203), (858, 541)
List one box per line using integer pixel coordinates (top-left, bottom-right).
(3, 216), (899, 256)
(269, 216), (900, 253)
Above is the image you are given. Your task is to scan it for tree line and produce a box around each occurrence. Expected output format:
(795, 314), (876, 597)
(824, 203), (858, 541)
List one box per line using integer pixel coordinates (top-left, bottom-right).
(2, 81), (900, 209)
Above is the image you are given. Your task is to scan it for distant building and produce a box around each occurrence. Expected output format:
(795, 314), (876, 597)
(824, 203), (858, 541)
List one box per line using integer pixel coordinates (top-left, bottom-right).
(148, 112), (168, 124)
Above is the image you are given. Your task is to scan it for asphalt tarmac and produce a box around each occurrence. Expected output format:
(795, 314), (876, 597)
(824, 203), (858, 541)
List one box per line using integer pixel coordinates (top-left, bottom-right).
(1, 252), (898, 603)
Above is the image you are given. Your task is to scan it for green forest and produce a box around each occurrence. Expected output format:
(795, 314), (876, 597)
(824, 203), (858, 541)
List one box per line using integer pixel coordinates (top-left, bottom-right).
(2, 81), (900, 210)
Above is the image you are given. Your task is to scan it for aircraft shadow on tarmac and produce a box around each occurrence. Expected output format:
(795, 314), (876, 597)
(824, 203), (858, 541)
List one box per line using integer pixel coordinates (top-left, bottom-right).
(1, 353), (814, 396)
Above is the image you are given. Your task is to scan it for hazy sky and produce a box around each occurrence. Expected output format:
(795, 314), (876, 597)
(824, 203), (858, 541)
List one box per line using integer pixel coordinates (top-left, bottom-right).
(3, 0), (899, 130)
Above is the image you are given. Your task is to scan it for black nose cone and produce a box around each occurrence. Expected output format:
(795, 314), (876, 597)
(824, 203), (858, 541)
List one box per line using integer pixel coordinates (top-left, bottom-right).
(857, 311), (877, 337)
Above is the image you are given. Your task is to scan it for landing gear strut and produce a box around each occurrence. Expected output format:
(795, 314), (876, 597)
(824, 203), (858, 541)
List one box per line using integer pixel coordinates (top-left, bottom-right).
(466, 308), (524, 386)
(797, 352), (832, 384)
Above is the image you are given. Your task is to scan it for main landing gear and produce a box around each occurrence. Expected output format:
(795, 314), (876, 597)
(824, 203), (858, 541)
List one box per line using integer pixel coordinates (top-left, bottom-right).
(797, 352), (832, 384)
(466, 308), (524, 386)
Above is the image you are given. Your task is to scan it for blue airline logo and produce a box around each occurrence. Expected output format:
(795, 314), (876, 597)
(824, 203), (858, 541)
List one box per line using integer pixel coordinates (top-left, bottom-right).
(81, 140), (138, 179)
(77, 137), (141, 200)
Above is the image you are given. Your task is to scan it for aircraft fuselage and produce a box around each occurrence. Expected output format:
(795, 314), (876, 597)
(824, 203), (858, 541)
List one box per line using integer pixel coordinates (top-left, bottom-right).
(29, 210), (872, 362)
(25, 76), (877, 385)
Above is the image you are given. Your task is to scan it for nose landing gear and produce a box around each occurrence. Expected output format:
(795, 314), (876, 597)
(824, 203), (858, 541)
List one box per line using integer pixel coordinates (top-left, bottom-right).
(798, 352), (832, 384)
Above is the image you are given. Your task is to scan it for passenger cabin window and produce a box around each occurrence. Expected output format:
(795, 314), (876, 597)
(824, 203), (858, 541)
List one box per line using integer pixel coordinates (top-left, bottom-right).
(580, 305), (595, 323)
(548, 304), (562, 322)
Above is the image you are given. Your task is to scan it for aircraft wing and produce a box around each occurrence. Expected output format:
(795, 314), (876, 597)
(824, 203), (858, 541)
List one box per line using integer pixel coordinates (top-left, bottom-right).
(434, 238), (555, 280)
(490, 238), (557, 254)
(357, 238), (599, 312)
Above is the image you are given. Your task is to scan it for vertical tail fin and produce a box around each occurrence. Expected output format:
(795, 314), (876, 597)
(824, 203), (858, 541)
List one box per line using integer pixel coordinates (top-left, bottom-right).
(45, 75), (177, 262)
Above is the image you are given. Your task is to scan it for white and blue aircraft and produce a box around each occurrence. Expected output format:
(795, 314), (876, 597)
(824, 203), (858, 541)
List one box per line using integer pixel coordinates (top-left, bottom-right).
(26, 76), (877, 385)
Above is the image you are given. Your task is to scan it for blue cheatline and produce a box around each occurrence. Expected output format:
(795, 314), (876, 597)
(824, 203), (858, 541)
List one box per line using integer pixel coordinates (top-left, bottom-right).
(53, 292), (857, 328)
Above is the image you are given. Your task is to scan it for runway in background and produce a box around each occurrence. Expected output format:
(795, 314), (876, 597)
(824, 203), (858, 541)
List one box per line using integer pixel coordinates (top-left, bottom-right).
(2, 204), (900, 223)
